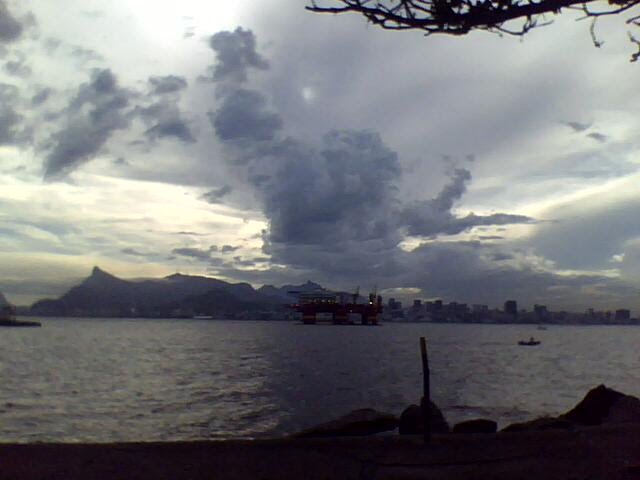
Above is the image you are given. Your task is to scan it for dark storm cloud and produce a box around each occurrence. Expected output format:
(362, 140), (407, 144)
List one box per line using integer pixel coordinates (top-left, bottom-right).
(247, 130), (402, 247)
(209, 88), (282, 142)
(221, 244), (239, 253)
(148, 75), (188, 95)
(202, 185), (232, 203)
(206, 27), (268, 83)
(205, 27), (535, 294)
(44, 69), (133, 178)
(0, 1), (23, 43)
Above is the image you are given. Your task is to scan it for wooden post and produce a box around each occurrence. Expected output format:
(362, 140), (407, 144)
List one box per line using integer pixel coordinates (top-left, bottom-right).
(420, 336), (431, 443)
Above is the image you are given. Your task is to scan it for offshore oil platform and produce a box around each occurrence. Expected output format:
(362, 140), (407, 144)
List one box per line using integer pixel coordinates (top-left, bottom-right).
(289, 287), (383, 325)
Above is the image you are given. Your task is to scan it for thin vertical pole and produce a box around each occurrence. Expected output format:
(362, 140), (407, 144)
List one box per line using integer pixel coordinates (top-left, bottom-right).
(420, 336), (431, 443)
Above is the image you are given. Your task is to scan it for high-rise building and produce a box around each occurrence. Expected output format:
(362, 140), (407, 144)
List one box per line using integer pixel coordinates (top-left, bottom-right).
(504, 300), (518, 316)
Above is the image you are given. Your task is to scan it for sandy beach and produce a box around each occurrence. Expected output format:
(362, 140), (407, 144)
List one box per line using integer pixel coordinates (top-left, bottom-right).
(1, 423), (640, 480)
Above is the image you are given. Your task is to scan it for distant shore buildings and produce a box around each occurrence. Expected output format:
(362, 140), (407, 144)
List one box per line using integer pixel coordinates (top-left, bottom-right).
(382, 297), (637, 325)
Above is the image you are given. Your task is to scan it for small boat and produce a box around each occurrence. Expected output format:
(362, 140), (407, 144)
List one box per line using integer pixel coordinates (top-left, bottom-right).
(518, 337), (540, 346)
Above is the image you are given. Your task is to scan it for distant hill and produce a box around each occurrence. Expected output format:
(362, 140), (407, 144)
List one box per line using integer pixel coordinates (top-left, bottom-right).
(258, 280), (326, 303)
(29, 267), (295, 318)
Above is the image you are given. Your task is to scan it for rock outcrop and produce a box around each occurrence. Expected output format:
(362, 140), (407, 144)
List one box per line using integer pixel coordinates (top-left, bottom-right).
(561, 384), (640, 426)
(295, 408), (398, 438)
(398, 402), (450, 435)
(503, 385), (640, 433)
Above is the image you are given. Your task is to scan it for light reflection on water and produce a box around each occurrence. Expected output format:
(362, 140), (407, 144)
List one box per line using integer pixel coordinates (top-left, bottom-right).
(0, 319), (639, 442)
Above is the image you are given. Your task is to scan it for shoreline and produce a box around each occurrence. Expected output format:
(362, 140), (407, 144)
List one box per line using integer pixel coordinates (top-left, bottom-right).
(1, 424), (640, 479)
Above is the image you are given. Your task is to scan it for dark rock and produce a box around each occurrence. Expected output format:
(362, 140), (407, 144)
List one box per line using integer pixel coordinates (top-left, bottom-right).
(398, 402), (449, 435)
(453, 419), (497, 434)
(560, 384), (640, 426)
(502, 416), (573, 433)
(294, 408), (398, 438)
(605, 395), (640, 423)
(503, 385), (640, 433)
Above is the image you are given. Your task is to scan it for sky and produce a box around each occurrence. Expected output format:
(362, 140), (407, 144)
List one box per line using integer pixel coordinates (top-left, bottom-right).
(1, 0), (640, 311)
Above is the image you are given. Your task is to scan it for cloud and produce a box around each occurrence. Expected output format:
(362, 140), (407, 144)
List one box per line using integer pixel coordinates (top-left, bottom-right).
(529, 195), (640, 271)
(587, 132), (608, 143)
(143, 113), (195, 143)
(171, 246), (215, 260)
(0, 83), (25, 145)
(121, 247), (147, 257)
(137, 75), (195, 143)
(148, 75), (188, 95)
(401, 168), (534, 237)
(402, 240), (630, 309)
(0, 1), (23, 43)
(206, 27), (268, 83)
(44, 69), (134, 178)
(4, 59), (31, 77)
(70, 45), (103, 63)
(204, 28), (535, 291)
(203, 185), (232, 203)
(31, 87), (52, 106)
(221, 244), (239, 253)
(209, 88), (282, 142)
(563, 121), (592, 132)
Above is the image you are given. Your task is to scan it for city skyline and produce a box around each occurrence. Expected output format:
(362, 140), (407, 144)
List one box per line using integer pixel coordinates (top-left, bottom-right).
(2, 1), (640, 312)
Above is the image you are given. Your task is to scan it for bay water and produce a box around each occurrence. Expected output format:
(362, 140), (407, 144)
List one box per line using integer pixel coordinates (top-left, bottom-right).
(1, 318), (638, 442)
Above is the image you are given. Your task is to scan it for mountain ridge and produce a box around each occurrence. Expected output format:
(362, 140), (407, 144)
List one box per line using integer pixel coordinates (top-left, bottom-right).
(29, 267), (330, 319)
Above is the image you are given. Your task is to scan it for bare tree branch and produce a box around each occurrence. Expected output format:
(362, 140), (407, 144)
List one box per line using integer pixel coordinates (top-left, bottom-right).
(307, 1), (640, 59)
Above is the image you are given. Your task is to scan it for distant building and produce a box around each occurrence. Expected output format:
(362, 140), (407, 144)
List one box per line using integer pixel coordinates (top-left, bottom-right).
(473, 304), (489, 313)
(413, 299), (422, 308)
(504, 300), (518, 316)
(615, 309), (631, 321)
(388, 298), (402, 310)
(447, 302), (469, 316)
(534, 304), (548, 318)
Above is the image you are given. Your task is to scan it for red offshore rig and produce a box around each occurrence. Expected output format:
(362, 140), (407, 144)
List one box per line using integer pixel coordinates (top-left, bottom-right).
(289, 287), (383, 325)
